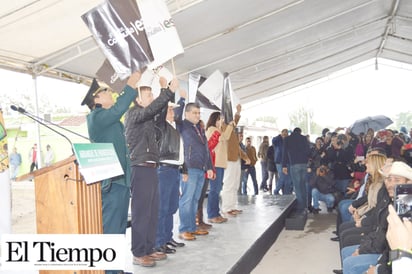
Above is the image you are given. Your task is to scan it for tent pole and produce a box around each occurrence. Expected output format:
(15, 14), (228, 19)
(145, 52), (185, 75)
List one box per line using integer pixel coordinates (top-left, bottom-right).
(32, 74), (43, 169)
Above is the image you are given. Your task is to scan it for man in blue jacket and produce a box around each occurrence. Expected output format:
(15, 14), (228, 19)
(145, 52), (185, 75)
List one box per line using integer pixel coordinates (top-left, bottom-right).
(272, 129), (292, 195)
(175, 102), (214, 241)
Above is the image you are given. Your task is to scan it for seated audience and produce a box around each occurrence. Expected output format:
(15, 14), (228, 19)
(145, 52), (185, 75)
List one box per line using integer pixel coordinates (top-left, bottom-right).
(335, 161), (412, 274)
(310, 165), (336, 213)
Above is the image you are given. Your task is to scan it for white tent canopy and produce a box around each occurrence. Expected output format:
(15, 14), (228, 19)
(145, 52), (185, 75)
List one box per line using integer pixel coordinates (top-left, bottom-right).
(1, 0), (412, 104)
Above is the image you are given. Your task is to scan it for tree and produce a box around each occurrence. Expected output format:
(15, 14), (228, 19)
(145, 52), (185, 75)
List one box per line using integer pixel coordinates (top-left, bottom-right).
(394, 111), (412, 130)
(288, 107), (322, 135)
(255, 116), (277, 124)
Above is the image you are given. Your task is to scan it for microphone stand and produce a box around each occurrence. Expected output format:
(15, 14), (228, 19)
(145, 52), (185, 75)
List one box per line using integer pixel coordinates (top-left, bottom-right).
(29, 114), (75, 155)
(11, 106), (78, 155)
(11, 106), (90, 141)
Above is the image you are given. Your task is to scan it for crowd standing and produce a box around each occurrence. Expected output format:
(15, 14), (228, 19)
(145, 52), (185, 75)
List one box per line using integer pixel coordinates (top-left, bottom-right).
(78, 69), (412, 273)
(9, 143), (57, 180)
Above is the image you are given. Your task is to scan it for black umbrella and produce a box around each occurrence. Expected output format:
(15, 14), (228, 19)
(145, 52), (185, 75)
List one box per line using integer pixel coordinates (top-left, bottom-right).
(349, 115), (393, 135)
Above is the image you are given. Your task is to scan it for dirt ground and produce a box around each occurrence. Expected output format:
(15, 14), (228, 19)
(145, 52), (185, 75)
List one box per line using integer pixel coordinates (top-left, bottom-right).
(11, 180), (36, 234)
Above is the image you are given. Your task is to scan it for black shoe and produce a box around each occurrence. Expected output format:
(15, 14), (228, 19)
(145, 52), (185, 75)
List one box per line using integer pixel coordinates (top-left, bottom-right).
(167, 238), (185, 248)
(312, 208), (321, 214)
(330, 236), (340, 242)
(333, 269), (343, 274)
(332, 230), (337, 235)
(156, 245), (176, 254)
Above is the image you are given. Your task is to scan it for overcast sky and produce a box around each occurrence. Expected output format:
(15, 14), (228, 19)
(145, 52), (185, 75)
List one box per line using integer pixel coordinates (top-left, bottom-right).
(242, 58), (412, 130)
(0, 69), (88, 115)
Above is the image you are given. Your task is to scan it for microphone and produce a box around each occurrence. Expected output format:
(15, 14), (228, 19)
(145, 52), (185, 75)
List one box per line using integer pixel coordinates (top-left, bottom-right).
(10, 105), (25, 113)
(10, 105), (90, 141)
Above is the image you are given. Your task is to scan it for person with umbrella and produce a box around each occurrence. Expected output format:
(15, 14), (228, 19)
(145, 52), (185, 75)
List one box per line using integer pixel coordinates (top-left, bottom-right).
(350, 115), (393, 136)
(374, 129), (405, 159)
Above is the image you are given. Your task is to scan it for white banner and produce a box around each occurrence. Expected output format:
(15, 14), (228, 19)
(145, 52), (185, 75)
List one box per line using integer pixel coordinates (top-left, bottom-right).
(1, 234), (126, 271)
(137, 0), (184, 69)
(139, 66), (173, 97)
(188, 72), (201, 103)
(72, 143), (124, 185)
(198, 70), (224, 108)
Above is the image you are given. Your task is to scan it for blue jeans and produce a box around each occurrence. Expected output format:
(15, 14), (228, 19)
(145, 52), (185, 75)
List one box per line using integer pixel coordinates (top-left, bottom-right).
(10, 164), (19, 180)
(342, 245), (380, 274)
(306, 170), (314, 207)
(289, 164), (308, 212)
(207, 167), (224, 219)
(241, 166), (258, 195)
(179, 168), (205, 233)
(156, 165), (180, 248)
(312, 188), (335, 209)
(260, 161), (268, 189)
(274, 164), (292, 194)
(339, 199), (354, 223)
(335, 179), (351, 196)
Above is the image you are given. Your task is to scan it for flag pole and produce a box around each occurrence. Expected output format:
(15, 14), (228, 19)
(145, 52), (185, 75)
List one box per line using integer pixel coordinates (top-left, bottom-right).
(137, 85), (141, 100)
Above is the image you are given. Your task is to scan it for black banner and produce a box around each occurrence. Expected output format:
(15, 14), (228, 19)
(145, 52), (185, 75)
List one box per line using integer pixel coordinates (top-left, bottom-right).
(221, 72), (233, 123)
(82, 0), (154, 79)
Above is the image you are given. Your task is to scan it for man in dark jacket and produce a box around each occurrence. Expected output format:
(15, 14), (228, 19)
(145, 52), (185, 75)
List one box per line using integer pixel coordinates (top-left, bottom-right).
(322, 133), (355, 197)
(241, 137), (259, 195)
(282, 127), (310, 213)
(258, 136), (270, 191)
(272, 129), (292, 195)
(266, 144), (277, 193)
(124, 77), (178, 267)
(310, 165), (336, 213)
(176, 102), (214, 241)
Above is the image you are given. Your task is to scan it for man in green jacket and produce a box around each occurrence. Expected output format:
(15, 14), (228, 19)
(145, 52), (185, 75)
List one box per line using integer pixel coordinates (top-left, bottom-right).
(81, 72), (141, 232)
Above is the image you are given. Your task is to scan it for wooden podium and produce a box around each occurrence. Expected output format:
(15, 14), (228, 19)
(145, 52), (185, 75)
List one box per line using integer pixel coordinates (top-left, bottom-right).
(29, 155), (104, 274)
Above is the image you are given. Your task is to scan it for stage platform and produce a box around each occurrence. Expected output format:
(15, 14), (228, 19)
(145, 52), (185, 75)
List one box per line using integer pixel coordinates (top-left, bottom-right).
(124, 194), (296, 274)
(5, 181), (296, 274)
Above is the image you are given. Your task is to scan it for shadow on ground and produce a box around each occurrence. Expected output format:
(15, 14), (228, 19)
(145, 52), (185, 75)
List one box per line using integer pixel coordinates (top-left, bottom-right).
(305, 212), (337, 234)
